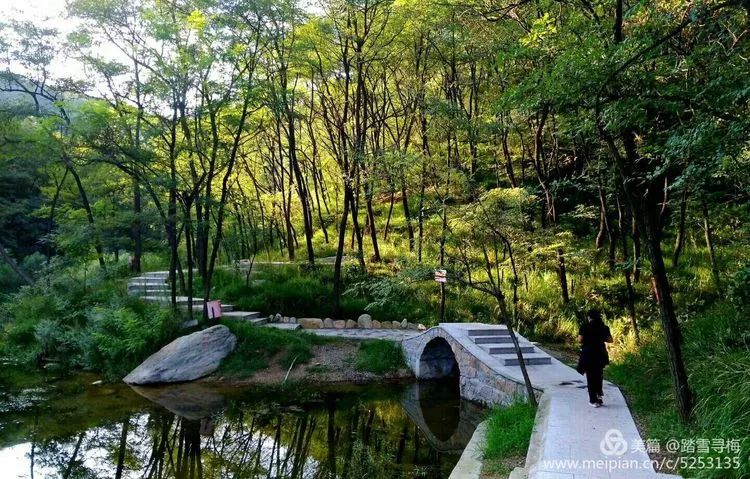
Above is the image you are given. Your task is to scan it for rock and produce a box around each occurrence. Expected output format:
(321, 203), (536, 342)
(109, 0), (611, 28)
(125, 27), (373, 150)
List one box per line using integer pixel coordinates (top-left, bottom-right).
(345, 319), (357, 329)
(275, 313), (283, 323)
(392, 321), (402, 329)
(268, 315), (274, 323)
(357, 314), (373, 329)
(401, 319), (408, 329)
(124, 325), (236, 385)
(290, 317), (297, 324)
(91, 380), (103, 386)
(372, 320), (381, 328)
(418, 323), (427, 331)
(333, 320), (346, 329)
(407, 322), (419, 330)
(283, 316), (290, 323)
(298, 318), (323, 329)
(323, 318), (334, 328)
(381, 321), (392, 329)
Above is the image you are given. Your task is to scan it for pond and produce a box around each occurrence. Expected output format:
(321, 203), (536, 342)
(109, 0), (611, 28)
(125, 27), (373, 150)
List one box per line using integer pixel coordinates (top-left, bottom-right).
(0, 366), (485, 478)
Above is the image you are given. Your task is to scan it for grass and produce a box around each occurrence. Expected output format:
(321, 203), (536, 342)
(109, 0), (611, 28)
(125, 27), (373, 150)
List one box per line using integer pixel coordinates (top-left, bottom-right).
(218, 319), (333, 377)
(484, 401), (537, 458)
(482, 401), (537, 477)
(354, 339), (406, 374)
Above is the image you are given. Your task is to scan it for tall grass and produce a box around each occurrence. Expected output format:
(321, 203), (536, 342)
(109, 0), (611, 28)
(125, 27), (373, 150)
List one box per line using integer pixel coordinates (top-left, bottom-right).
(484, 401), (537, 458)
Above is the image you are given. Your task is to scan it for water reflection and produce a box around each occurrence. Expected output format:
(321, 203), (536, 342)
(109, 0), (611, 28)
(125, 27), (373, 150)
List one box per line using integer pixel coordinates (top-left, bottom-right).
(0, 375), (483, 479)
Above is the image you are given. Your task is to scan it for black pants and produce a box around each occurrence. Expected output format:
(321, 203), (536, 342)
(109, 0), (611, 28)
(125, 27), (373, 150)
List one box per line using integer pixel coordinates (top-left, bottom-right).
(586, 366), (604, 403)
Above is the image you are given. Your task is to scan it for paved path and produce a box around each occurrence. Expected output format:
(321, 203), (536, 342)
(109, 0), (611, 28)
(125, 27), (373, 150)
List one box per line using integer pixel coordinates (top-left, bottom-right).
(307, 329), (421, 341)
(402, 323), (677, 479)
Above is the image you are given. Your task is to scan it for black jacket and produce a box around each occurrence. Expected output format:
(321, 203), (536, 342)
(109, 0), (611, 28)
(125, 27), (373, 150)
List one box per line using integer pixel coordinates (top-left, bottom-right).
(576, 321), (611, 374)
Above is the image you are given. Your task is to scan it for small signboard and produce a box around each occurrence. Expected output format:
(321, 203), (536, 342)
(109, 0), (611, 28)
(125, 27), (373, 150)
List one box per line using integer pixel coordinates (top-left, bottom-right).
(434, 269), (447, 283)
(207, 300), (223, 319)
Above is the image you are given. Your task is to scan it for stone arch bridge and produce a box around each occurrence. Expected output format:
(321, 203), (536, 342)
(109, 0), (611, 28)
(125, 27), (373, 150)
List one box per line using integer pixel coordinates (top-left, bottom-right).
(402, 323), (553, 405)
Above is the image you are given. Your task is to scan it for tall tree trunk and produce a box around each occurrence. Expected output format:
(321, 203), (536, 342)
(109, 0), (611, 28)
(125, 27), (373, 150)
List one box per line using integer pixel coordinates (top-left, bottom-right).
(364, 183), (381, 262)
(605, 130), (692, 422)
(672, 189), (688, 268)
(401, 175), (415, 251)
(702, 198), (721, 291)
(383, 189), (395, 240)
(333, 187), (352, 315)
(617, 193), (639, 341)
(131, 179), (142, 273)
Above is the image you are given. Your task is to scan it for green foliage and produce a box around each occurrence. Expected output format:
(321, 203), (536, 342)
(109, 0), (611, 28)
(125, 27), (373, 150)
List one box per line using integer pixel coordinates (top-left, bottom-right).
(354, 340), (406, 374)
(219, 319), (331, 377)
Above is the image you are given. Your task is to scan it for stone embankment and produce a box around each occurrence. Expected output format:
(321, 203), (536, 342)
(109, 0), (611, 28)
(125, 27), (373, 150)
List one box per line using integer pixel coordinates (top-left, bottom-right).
(269, 313), (426, 332)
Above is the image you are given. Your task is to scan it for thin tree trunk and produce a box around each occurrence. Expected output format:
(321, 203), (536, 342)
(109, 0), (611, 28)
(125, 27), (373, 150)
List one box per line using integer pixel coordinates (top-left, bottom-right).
(68, 163), (106, 269)
(0, 241), (34, 285)
(702, 199), (721, 291)
(672, 189), (688, 267)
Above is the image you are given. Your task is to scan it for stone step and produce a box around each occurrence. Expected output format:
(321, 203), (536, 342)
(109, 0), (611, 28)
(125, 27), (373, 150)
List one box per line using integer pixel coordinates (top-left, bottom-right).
(467, 328), (509, 337)
(473, 335), (513, 344)
(127, 284), (170, 293)
(129, 277), (168, 285)
(186, 303), (235, 313)
(141, 295), (191, 306)
(222, 311), (262, 321)
(142, 271), (170, 278)
(483, 344), (535, 355)
(495, 353), (552, 366)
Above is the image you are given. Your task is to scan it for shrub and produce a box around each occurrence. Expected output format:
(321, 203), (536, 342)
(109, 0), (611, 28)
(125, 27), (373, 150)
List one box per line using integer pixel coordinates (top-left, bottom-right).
(80, 304), (181, 378)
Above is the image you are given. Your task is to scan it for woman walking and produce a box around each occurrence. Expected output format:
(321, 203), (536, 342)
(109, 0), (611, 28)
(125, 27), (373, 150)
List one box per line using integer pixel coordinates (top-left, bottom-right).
(577, 309), (613, 407)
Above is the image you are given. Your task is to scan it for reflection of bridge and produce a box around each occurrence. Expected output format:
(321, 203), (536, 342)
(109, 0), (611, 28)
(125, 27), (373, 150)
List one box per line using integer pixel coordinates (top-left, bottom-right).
(400, 381), (485, 454)
(402, 323), (553, 405)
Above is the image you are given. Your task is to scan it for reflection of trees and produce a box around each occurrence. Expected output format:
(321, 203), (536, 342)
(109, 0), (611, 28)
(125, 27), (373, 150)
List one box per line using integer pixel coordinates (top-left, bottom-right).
(25, 390), (467, 479)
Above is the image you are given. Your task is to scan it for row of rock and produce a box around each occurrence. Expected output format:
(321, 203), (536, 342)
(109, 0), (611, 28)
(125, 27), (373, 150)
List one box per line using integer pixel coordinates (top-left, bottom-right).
(267, 313), (426, 331)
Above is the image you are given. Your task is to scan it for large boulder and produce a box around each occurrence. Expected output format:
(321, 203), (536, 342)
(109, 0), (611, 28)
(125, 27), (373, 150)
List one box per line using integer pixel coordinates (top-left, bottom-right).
(357, 314), (373, 328)
(323, 318), (334, 328)
(345, 319), (357, 329)
(333, 320), (346, 329)
(124, 325), (236, 385)
(299, 318), (323, 329)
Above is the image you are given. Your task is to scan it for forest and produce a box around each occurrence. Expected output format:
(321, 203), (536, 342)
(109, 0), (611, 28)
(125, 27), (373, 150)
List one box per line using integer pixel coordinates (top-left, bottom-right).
(0, 0), (748, 476)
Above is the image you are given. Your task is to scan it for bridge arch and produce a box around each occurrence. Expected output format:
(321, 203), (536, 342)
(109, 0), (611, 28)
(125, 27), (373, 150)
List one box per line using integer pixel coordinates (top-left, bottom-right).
(418, 336), (460, 379)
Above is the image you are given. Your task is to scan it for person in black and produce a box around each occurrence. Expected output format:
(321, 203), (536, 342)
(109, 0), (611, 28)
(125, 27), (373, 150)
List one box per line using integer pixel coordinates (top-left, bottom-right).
(576, 309), (613, 407)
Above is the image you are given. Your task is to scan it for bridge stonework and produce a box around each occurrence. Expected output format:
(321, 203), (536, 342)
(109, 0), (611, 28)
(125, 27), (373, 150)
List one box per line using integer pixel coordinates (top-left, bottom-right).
(402, 325), (532, 406)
